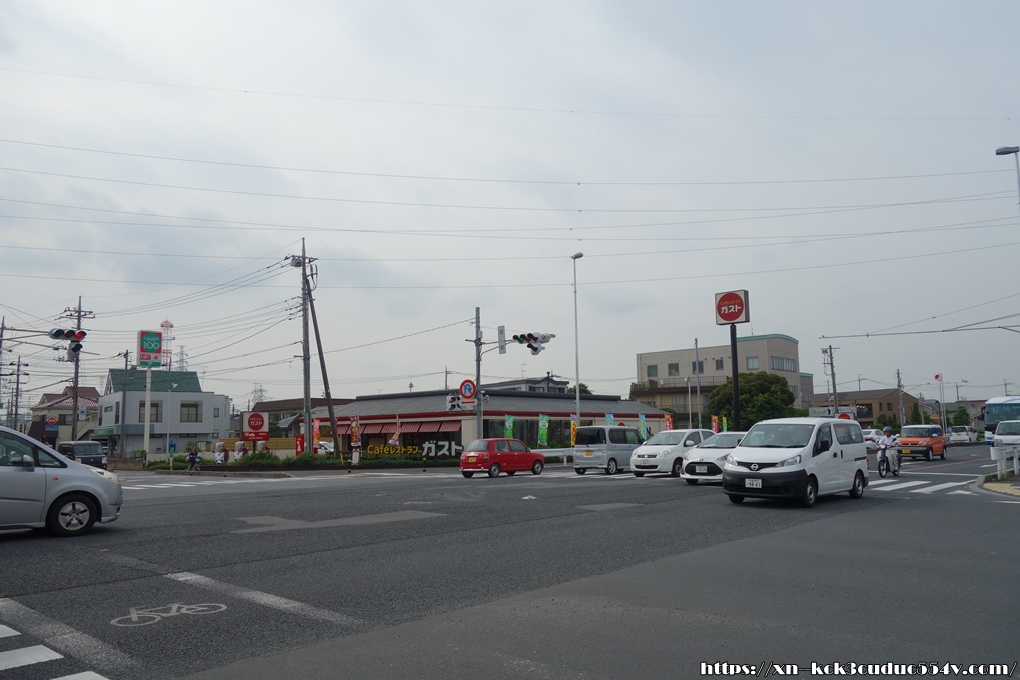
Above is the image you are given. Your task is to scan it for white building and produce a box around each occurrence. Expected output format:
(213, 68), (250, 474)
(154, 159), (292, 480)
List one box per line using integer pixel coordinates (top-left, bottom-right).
(93, 368), (232, 455)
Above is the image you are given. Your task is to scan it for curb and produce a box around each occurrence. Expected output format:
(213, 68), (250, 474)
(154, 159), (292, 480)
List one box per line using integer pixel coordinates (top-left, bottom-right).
(154, 470), (291, 479)
(979, 480), (1020, 498)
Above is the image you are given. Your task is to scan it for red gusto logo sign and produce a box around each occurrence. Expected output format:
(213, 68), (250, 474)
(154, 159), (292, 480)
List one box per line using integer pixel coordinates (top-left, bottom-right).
(715, 290), (750, 325)
(247, 413), (265, 430)
(242, 411), (270, 441)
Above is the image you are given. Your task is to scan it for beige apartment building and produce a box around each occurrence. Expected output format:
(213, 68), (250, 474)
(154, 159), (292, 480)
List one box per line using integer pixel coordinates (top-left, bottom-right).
(630, 334), (814, 419)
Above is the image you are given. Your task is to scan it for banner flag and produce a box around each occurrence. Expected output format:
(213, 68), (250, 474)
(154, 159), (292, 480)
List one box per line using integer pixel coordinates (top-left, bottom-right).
(664, 415), (674, 430)
(504, 414), (515, 438)
(570, 415), (578, 446)
(605, 414), (614, 426)
(538, 414), (549, 447)
(639, 414), (648, 440)
(711, 415), (719, 433)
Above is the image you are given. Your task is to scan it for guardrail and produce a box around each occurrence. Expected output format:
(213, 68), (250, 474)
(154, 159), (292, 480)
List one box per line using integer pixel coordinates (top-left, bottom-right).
(989, 446), (1019, 480)
(538, 448), (574, 465)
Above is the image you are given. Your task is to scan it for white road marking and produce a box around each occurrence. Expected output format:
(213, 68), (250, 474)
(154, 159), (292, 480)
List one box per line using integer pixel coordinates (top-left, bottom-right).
(866, 478), (897, 486)
(52, 672), (111, 680)
(870, 481), (930, 492)
(0, 644), (62, 671)
(980, 464), (997, 468)
(994, 500), (1020, 504)
(576, 503), (642, 511)
(949, 490), (976, 495)
(0, 599), (136, 673)
(0, 624), (20, 638)
(165, 572), (362, 626)
(910, 481), (972, 494)
(233, 510), (445, 534)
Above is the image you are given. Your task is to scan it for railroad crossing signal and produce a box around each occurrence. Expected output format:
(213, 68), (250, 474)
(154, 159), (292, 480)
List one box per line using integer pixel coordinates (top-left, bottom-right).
(512, 332), (555, 355)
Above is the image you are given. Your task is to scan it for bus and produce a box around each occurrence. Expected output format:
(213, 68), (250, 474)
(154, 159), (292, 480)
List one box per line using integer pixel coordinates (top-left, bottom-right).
(982, 396), (1020, 443)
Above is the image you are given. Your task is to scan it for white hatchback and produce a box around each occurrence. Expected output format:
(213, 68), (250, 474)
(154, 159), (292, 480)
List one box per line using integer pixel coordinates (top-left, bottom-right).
(630, 429), (716, 477)
(680, 431), (746, 484)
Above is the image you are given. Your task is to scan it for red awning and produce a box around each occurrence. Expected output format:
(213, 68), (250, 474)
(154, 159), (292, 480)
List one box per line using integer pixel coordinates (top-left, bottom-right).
(418, 421), (442, 433)
(335, 424), (350, 435)
(361, 424), (383, 434)
(439, 421), (461, 432)
(399, 422), (421, 433)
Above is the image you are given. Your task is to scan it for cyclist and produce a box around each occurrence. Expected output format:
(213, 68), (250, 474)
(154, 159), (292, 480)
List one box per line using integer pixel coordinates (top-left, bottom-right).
(876, 426), (900, 474)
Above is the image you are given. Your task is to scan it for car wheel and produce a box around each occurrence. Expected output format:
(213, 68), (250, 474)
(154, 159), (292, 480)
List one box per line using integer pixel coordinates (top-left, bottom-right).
(506, 471), (516, 476)
(685, 478), (699, 485)
(633, 471), (645, 477)
(605, 458), (618, 475)
(488, 463), (500, 478)
(531, 460), (543, 475)
(670, 459), (683, 477)
(47, 494), (97, 536)
(800, 477), (818, 508)
(849, 471), (865, 499)
(727, 494), (744, 504)
(461, 471), (474, 478)
(574, 468), (586, 475)
(925, 448), (933, 461)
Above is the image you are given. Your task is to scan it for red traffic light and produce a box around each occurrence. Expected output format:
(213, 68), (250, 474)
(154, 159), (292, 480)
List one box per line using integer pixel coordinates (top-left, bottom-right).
(73, 330), (86, 340)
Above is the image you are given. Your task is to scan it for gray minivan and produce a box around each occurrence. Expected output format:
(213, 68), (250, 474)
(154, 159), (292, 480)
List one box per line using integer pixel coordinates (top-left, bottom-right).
(0, 426), (123, 536)
(573, 425), (644, 475)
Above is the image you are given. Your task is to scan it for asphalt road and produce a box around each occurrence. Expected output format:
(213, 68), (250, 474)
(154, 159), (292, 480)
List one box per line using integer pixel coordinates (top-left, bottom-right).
(1, 443), (1016, 680)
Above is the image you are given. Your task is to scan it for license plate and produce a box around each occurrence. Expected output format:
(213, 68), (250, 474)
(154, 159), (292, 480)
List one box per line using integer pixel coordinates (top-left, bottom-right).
(901, 449), (910, 454)
(696, 465), (708, 474)
(745, 478), (762, 488)
(467, 456), (476, 462)
(584, 450), (594, 457)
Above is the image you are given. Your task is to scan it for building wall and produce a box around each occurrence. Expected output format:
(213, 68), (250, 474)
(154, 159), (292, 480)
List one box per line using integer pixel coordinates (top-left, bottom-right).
(96, 390), (232, 453)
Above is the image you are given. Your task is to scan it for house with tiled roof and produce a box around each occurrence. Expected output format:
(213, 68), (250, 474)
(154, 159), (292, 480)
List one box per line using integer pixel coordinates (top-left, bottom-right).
(28, 386), (102, 445)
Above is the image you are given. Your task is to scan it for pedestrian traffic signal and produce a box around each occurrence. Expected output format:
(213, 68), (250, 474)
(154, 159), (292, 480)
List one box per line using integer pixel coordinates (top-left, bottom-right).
(512, 332), (555, 355)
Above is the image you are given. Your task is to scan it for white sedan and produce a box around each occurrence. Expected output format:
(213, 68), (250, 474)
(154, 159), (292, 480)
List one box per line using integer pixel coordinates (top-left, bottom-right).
(680, 432), (746, 484)
(630, 429), (716, 477)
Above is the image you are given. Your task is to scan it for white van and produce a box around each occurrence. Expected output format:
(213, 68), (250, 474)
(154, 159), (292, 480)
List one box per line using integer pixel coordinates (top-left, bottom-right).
(721, 417), (868, 507)
(573, 426), (644, 475)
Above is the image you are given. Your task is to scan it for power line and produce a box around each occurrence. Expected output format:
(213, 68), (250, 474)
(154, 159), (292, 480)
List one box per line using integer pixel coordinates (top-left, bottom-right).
(0, 137), (1011, 186)
(2, 66), (1014, 122)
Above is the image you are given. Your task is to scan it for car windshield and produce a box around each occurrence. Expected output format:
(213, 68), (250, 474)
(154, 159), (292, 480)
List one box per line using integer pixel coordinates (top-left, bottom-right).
(465, 441), (489, 452)
(740, 424), (813, 448)
(76, 443), (102, 455)
(995, 422), (1020, 436)
(951, 427), (967, 433)
(645, 431), (684, 446)
(698, 433), (743, 449)
(574, 428), (606, 446)
(900, 426), (933, 437)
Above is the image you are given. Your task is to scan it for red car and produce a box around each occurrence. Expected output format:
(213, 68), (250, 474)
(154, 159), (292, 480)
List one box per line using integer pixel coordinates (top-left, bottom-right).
(460, 438), (544, 478)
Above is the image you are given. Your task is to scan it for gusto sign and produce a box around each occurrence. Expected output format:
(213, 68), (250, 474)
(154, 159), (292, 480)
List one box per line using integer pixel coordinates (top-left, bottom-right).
(242, 411), (270, 441)
(715, 290), (750, 325)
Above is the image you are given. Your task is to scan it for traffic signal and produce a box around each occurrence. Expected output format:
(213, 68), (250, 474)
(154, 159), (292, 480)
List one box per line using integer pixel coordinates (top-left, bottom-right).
(446, 394), (462, 411)
(512, 332), (555, 355)
(50, 328), (86, 361)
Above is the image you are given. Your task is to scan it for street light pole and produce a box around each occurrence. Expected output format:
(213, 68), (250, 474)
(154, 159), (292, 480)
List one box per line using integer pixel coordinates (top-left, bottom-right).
(996, 146), (1020, 219)
(571, 253), (583, 432)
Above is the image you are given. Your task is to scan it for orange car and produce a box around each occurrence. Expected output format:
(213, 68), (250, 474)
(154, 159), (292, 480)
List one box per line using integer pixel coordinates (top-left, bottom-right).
(897, 425), (947, 461)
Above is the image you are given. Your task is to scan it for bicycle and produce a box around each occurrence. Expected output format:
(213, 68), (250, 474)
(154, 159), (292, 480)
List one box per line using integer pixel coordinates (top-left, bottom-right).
(111, 602), (227, 627)
(876, 444), (900, 478)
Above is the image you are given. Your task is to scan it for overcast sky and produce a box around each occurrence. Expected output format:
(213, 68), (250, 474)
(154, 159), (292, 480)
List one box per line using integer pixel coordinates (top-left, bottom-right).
(1, 1), (1019, 412)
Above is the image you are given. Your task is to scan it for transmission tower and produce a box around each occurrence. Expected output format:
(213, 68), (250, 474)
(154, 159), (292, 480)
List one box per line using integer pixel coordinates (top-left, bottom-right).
(160, 319), (175, 370)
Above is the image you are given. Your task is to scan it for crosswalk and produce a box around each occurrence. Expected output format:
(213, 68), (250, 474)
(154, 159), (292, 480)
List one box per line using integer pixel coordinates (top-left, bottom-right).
(868, 477), (976, 495)
(0, 622), (109, 678)
(119, 476), (317, 491)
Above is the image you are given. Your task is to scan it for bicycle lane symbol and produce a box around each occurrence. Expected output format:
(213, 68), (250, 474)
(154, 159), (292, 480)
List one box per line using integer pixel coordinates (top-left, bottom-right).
(111, 603), (227, 627)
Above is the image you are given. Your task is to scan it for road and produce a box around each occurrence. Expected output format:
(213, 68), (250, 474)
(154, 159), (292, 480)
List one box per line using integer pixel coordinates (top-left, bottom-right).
(1, 443), (1016, 679)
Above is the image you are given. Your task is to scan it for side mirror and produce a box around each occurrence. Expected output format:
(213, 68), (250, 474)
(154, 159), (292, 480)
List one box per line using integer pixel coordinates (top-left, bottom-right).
(817, 439), (831, 454)
(21, 454), (35, 471)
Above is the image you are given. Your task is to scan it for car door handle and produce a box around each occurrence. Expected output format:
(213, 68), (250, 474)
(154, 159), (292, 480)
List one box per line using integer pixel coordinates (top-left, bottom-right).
(832, 452), (838, 458)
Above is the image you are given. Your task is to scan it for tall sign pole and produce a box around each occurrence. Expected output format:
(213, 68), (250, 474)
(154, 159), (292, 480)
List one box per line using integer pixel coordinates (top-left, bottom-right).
(715, 290), (750, 431)
(474, 307), (483, 439)
(138, 331), (163, 458)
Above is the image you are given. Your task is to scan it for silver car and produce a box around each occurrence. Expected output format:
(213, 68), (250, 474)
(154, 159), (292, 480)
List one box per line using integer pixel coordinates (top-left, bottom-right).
(0, 426), (123, 536)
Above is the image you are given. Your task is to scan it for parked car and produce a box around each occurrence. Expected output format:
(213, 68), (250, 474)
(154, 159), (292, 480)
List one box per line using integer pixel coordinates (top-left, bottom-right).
(680, 431), (746, 484)
(861, 429), (884, 450)
(0, 426), (123, 536)
(56, 441), (107, 469)
(573, 426), (644, 475)
(721, 418), (869, 507)
(460, 438), (544, 478)
(629, 428), (716, 477)
(949, 426), (978, 444)
(897, 425), (947, 461)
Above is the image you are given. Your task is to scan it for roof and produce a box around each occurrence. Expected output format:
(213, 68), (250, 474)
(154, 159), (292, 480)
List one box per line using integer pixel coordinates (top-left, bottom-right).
(107, 369), (203, 393)
(736, 334), (799, 345)
(278, 389), (667, 428)
(252, 398), (353, 412)
(31, 394), (99, 411)
(33, 387), (101, 409)
(812, 388), (904, 404)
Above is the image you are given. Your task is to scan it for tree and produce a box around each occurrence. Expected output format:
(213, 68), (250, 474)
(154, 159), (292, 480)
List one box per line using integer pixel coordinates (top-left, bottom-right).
(707, 373), (796, 429)
(908, 402), (922, 425)
(566, 383), (592, 395)
(951, 406), (971, 427)
(875, 413), (899, 433)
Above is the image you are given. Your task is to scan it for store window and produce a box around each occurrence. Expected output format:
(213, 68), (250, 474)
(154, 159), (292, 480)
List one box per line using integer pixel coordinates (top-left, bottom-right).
(139, 402), (161, 423)
(180, 403), (201, 423)
(747, 356), (759, 370)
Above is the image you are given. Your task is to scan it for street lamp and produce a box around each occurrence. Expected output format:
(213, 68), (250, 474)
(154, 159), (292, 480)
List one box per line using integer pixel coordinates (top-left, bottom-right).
(571, 252), (583, 442)
(996, 146), (1020, 219)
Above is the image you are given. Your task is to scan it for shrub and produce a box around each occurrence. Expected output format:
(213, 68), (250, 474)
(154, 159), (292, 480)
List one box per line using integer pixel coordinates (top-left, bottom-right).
(236, 450), (281, 467)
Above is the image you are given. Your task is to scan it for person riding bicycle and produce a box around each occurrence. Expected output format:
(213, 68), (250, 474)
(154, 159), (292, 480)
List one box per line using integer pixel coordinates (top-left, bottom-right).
(186, 448), (201, 472)
(876, 426), (900, 473)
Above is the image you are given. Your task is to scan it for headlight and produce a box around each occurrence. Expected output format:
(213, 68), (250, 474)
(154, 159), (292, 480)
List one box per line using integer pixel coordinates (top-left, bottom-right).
(716, 453), (730, 462)
(725, 453), (737, 466)
(90, 467), (119, 484)
(995, 439), (1003, 447)
(658, 448), (672, 458)
(776, 454), (801, 467)
(101, 456), (107, 465)
(919, 440), (928, 446)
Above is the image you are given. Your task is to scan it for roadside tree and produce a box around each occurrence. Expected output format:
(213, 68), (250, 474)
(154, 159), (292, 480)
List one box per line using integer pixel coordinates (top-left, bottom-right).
(950, 406), (971, 427)
(708, 373), (795, 429)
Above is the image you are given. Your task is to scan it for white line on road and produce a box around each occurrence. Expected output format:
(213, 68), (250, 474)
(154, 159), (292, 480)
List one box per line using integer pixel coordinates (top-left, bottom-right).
(0, 624), (19, 638)
(0, 644), (62, 671)
(949, 490), (976, 495)
(165, 572), (362, 626)
(870, 481), (930, 492)
(233, 510), (446, 534)
(910, 481), (972, 494)
(0, 599), (136, 674)
(980, 464), (997, 468)
(52, 673), (111, 680)
(866, 478), (897, 486)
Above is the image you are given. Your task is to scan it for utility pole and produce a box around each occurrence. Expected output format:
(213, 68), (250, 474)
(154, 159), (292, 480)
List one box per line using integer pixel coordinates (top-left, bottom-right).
(63, 297), (94, 441)
(1005, 379), (1010, 396)
(474, 307), (483, 439)
(896, 369), (905, 426)
(10, 356), (25, 431)
(300, 239), (312, 455)
(822, 346), (839, 411)
(0, 317), (5, 413)
(695, 338), (702, 429)
(858, 374), (862, 391)
(307, 280), (344, 464)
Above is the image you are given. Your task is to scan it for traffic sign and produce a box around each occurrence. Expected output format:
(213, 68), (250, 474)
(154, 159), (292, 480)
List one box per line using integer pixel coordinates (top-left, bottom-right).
(242, 411), (270, 441)
(137, 330), (163, 367)
(715, 290), (750, 325)
(46, 415), (57, 425)
(459, 380), (477, 400)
